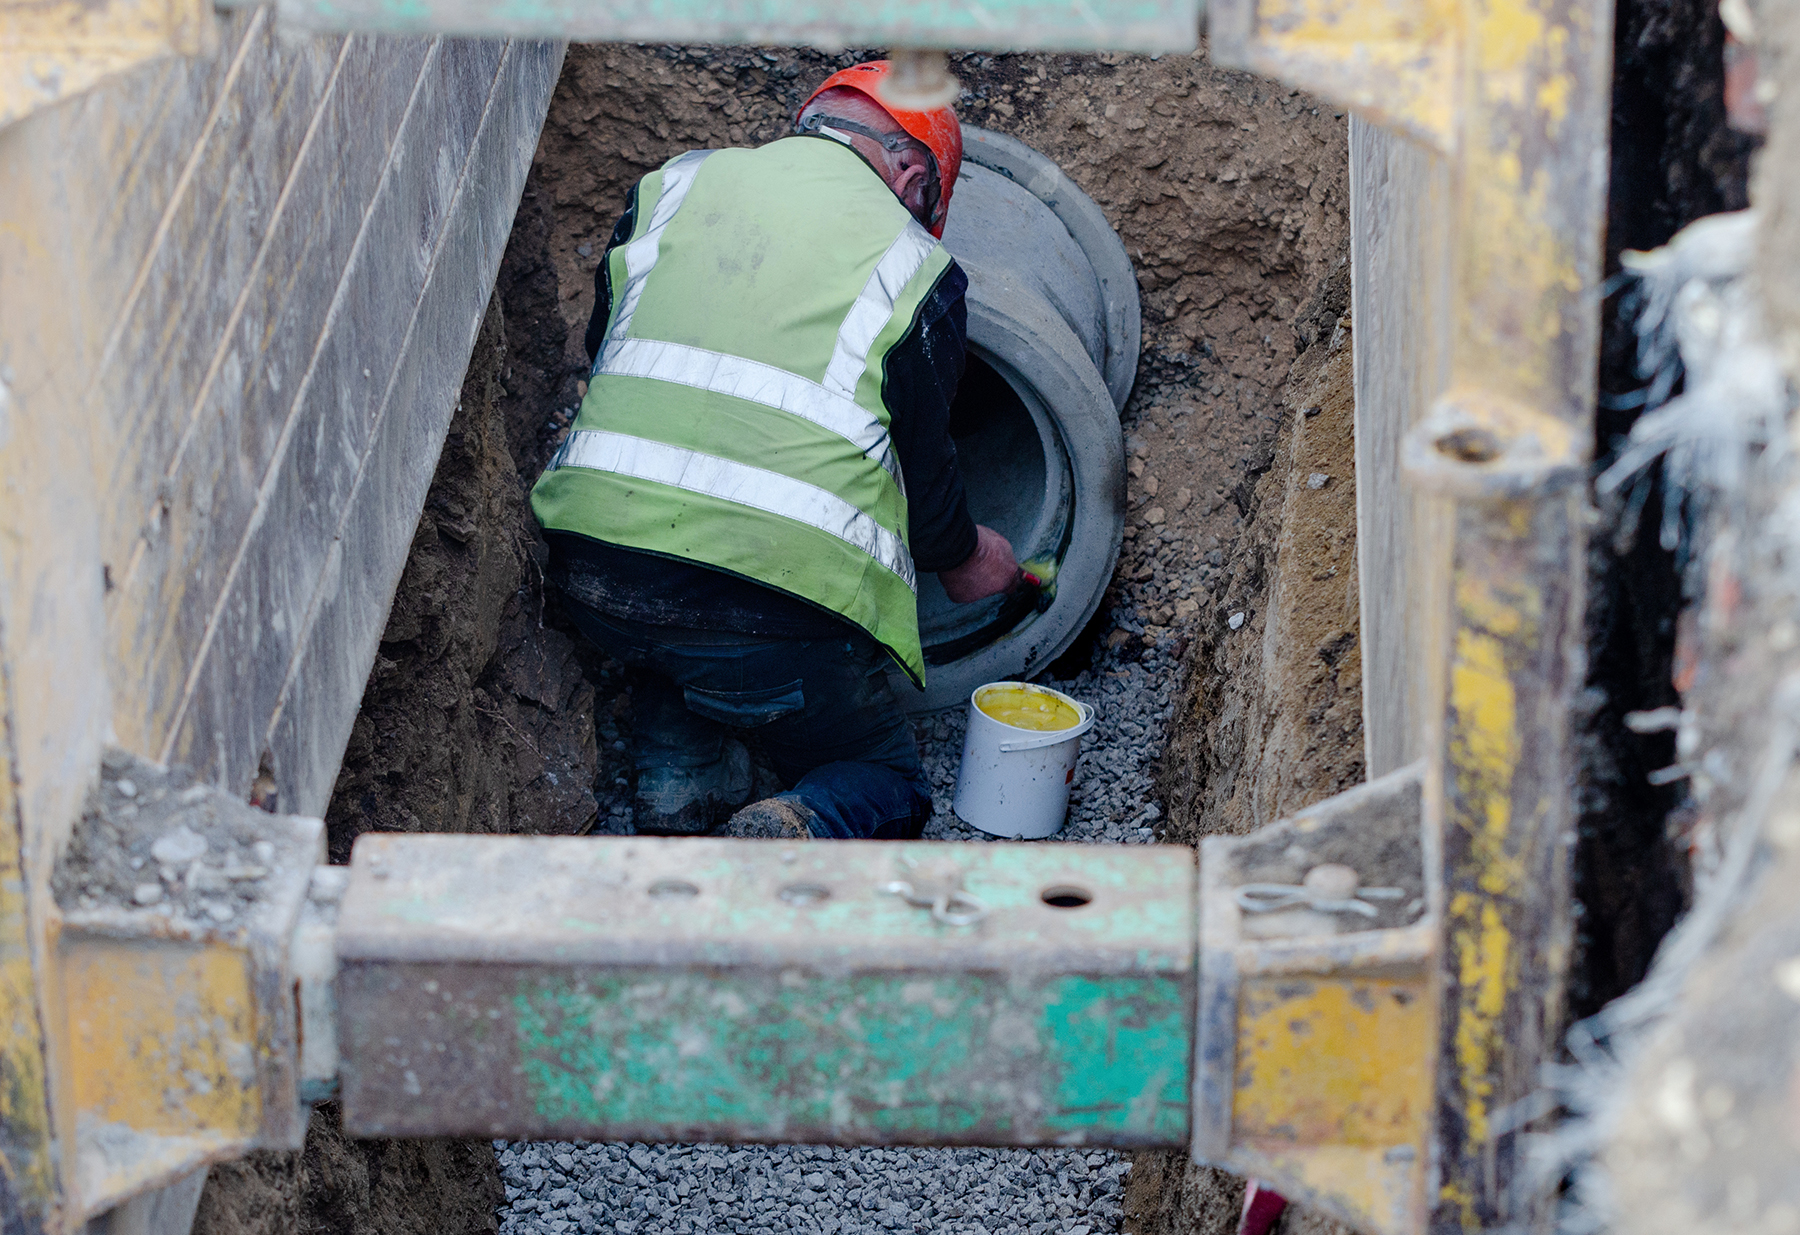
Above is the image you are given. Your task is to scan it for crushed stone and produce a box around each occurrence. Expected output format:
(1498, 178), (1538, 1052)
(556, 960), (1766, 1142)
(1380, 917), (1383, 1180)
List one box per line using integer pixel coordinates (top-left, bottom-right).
(497, 1141), (1131, 1235)
(52, 748), (314, 929)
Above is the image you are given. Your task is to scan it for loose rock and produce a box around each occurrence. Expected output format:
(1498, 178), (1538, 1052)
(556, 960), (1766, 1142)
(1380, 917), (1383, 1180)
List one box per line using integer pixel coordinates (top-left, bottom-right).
(151, 826), (207, 865)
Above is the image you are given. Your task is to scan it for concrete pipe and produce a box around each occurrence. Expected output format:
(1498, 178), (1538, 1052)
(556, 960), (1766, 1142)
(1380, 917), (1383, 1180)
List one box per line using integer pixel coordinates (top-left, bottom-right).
(901, 129), (1138, 713)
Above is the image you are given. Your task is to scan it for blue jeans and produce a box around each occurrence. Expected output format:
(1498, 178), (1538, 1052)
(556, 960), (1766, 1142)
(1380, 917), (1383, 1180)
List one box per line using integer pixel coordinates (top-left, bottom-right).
(562, 602), (932, 839)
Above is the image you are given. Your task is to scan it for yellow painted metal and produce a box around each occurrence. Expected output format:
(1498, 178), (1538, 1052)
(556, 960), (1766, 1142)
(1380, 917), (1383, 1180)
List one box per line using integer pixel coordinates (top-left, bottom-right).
(1209, 0), (1460, 152)
(1220, 957), (1439, 1234)
(46, 755), (323, 1220)
(0, 0), (216, 128)
(1213, 0), (1609, 1227)
(58, 935), (266, 1213)
(1195, 764), (1437, 1235)
(1234, 977), (1432, 1147)
(63, 940), (261, 1140)
(1228, 974), (1434, 1232)
(0, 643), (58, 1232)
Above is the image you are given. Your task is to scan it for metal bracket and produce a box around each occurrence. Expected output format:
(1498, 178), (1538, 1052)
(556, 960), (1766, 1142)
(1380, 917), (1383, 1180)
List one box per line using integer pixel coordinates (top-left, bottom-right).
(1208, 0), (1610, 1227)
(1207, 0), (1459, 153)
(334, 835), (1196, 1148)
(1195, 763), (1432, 1235)
(51, 752), (322, 1218)
(40, 767), (1458, 1235)
(1402, 387), (1584, 499)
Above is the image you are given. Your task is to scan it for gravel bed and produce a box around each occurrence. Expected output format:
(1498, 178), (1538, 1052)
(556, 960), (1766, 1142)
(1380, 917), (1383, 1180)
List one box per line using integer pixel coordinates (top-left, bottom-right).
(498, 1142), (1131, 1235)
(496, 629), (1185, 1234)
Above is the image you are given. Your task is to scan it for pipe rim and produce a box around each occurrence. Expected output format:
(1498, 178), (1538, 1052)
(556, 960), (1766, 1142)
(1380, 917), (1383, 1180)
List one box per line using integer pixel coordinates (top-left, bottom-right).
(961, 126), (1142, 415)
(900, 263), (1124, 714)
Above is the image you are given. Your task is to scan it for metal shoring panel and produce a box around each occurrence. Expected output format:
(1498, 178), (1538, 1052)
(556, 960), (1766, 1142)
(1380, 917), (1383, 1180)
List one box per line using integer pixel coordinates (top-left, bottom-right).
(0, 622), (57, 1232)
(1208, 0), (1613, 1226)
(334, 835), (1196, 1148)
(221, 0), (1205, 54)
(1410, 0), (1610, 1225)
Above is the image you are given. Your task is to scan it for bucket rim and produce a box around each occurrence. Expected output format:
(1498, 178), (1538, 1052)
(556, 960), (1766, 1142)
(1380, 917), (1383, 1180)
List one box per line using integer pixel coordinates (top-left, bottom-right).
(968, 680), (1094, 740)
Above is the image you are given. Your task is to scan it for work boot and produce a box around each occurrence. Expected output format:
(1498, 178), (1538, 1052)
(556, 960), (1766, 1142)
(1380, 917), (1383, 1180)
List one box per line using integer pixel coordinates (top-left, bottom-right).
(720, 796), (818, 840)
(633, 739), (753, 834)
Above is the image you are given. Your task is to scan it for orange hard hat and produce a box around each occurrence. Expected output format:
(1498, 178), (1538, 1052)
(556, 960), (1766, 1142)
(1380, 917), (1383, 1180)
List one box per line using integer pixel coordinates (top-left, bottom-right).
(798, 60), (963, 238)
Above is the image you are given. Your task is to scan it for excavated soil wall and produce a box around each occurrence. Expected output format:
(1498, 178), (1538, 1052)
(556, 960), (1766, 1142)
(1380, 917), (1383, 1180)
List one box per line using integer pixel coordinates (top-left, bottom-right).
(194, 43), (1355, 1235)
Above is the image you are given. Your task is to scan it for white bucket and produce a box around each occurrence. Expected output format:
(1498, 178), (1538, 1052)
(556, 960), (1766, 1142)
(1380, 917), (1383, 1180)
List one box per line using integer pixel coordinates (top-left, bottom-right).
(953, 682), (1096, 839)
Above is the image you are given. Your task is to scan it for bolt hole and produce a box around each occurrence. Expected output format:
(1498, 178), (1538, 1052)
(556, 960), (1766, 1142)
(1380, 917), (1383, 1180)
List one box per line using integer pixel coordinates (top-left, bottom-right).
(1434, 427), (1502, 464)
(1040, 885), (1093, 909)
(648, 879), (700, 900)
(779, 883), (831, 907)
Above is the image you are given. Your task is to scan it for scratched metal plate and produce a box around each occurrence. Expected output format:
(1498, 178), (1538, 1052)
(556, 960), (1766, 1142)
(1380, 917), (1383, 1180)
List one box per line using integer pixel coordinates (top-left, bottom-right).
(336, 835), (1194, 1146)
(261, 0), (1204, 54)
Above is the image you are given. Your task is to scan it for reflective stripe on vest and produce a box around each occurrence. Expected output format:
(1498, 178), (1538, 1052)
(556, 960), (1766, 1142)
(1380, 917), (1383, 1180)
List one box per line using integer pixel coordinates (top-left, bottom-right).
(603, 149), (712, 352)
(550, 429), (917, 592)
(594, 339), (901, 486)
(821, 227), (940, 398)
(586, 152), (931, 492)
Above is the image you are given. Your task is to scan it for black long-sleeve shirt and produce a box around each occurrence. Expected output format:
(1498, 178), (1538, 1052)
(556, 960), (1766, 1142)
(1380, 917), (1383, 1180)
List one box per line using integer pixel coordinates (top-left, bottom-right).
(547, 173), (977, 636)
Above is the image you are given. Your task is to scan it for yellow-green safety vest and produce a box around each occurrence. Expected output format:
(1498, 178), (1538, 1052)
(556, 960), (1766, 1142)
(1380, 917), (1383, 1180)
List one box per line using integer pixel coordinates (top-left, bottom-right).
(531, 137), (954, 684)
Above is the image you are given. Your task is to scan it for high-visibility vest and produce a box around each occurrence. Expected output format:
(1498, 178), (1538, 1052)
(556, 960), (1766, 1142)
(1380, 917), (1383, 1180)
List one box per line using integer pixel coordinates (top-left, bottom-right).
(531, 137), (953, 685)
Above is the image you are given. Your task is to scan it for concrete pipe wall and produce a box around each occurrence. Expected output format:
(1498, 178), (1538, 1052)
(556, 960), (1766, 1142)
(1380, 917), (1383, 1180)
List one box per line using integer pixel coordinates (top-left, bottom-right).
(902, 129), (1138, 713)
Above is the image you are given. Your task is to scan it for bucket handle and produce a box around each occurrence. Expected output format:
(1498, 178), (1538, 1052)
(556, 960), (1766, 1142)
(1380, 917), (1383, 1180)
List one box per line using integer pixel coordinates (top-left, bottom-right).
(996, 709), (1096, 752)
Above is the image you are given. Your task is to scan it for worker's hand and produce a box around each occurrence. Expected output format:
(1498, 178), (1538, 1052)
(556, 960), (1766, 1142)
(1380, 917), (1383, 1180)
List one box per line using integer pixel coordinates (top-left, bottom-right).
(940, 525), (1020, 604)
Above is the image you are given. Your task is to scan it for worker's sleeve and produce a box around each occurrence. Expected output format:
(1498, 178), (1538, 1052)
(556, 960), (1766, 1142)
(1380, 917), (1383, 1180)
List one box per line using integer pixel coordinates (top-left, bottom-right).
(886, 262), (979, 574)
(583, 184), (640, 366)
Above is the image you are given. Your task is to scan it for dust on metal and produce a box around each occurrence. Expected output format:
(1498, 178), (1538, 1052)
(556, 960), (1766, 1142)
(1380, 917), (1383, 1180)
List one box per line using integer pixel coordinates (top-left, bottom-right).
(52, 752), (323, 1218)
(335, 835), (1194, 1147)
(1195, 763), (1435, 1235)
(0, 0), (216, 128)
(0, 638), (55, 1233)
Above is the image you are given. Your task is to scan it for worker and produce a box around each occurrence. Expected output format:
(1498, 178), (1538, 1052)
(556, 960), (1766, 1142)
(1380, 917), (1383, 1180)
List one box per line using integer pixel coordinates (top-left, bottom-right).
(531, 61), (1023, 841)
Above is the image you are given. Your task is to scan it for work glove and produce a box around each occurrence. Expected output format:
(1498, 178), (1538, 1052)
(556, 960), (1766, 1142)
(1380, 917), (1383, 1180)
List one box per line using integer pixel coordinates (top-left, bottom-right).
(940, 524), (1021, 604)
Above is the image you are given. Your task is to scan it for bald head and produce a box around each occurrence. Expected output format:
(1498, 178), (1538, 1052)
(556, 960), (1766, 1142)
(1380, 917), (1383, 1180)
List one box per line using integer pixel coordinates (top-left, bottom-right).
(796, 87), (937, 225)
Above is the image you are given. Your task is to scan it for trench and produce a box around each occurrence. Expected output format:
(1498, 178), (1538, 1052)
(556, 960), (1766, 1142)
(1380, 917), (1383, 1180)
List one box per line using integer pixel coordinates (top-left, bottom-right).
(1570, 0), (1755, 1022)
(191, 43), (1355, 1235)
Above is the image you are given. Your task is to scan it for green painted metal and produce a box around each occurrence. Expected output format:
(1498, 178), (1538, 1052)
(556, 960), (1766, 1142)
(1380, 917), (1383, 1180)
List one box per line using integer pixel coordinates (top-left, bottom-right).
(509, 971), (1187, 1143)
(256, 0), (1203, 54)
(335, 835), (1195, 1146)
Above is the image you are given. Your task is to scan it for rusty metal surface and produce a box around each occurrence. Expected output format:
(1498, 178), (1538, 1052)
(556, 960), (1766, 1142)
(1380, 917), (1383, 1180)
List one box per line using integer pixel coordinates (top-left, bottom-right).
(1429, 494), (1585, 1231)
(1195, 763), (1434, 1235)
(52, 753), (322, 1218)
(336, 835), (1194, 1147)
(1409, 0), (1609, 1226)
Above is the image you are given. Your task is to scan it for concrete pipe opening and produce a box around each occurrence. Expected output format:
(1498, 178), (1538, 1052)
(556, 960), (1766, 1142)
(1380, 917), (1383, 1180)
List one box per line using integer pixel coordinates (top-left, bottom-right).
(901, 129), (1138, 713)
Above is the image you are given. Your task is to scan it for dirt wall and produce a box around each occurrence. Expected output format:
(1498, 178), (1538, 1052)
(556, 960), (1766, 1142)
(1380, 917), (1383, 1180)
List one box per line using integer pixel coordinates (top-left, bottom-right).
(1155, 274), (1360, 845)
(192, 284), (617, 1235)
(1129, 291), (1361, 1235)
